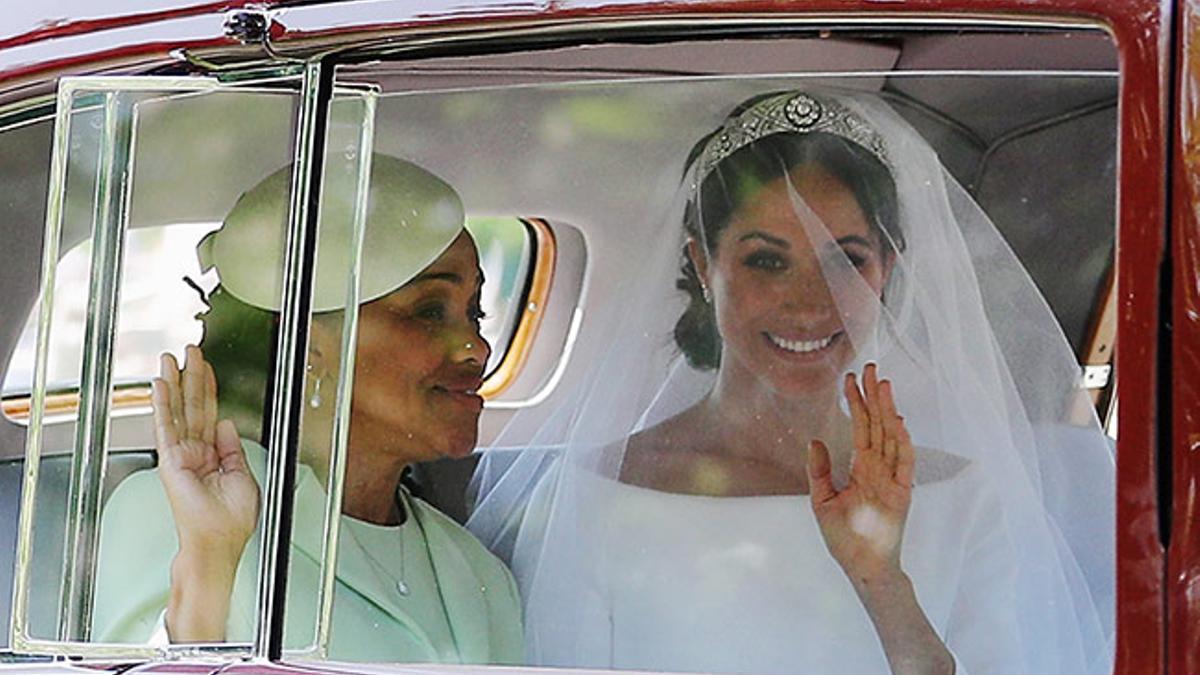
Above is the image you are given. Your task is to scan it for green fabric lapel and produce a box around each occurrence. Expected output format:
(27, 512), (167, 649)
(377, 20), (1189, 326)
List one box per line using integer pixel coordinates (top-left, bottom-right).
(241, 440), (495, 662)
(408, 494), (491, 665)
(277, 451), (440, 659)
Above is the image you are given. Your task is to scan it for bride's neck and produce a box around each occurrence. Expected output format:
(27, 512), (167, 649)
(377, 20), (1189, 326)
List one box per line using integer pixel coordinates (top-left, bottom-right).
(702, 366), (845, 464)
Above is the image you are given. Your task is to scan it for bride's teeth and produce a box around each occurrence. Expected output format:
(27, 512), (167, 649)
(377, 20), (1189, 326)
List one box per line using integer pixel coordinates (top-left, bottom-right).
(768, 333), (834, 353)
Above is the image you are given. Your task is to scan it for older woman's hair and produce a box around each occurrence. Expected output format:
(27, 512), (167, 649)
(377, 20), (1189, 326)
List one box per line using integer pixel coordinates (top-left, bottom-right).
(196, 286), (278, 443)
(675, 129), (904, 370)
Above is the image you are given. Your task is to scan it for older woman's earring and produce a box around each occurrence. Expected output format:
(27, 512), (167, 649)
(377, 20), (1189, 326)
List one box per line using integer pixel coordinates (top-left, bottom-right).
(309, 376), (323, 409)
(700, 283), (711, 303)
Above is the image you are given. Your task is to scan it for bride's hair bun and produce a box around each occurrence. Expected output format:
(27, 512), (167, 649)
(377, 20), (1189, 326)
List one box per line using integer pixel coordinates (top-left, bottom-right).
(675, 247), (722, 370)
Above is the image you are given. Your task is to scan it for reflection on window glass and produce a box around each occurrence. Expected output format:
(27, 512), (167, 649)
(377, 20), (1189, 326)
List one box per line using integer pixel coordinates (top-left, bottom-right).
(2, 223), (215, 414)
(2, 217), (534, 412)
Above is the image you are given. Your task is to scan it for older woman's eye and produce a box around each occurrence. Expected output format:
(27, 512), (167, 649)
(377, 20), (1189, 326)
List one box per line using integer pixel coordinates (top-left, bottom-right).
(743, 251), (787, 271)
(416, 303), (447, 321)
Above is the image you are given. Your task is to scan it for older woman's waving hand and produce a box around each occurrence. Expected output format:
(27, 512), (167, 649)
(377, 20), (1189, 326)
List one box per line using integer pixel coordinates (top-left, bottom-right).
(152, 345), (259, 642)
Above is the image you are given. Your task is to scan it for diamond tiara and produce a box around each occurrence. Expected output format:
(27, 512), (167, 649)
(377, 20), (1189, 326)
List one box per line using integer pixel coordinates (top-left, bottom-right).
(692, 91), (890, 190)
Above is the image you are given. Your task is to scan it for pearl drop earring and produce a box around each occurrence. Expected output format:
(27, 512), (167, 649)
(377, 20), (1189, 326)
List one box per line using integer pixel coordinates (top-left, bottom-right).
(310, 376), (322, 408)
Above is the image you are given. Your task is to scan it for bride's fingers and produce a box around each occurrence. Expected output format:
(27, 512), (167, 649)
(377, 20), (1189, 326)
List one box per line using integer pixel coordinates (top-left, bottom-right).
(182, 345), (207, 441)
(863, 363), (884, 455)
(806, 439), (838, 506)
(844, 372), (869, 452)
(894, 419), (916, 488)
(879, 380), (900, 467)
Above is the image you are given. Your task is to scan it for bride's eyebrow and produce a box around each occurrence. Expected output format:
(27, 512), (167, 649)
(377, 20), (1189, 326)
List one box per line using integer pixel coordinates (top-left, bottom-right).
(835, 235), (874, 249)
(737, 231), (788, 248)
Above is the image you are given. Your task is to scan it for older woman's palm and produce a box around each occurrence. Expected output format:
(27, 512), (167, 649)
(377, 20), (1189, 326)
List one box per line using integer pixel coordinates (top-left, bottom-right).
(152, 347), (259, 556)
(807, 364), (915, 584)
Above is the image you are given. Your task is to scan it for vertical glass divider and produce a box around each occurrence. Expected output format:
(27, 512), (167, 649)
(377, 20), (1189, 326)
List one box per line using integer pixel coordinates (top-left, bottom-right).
(59, 90), (134, 642)
(254, 58), (334, 661)
(12, 80), (77, 650)
(313, 89), (377, 659)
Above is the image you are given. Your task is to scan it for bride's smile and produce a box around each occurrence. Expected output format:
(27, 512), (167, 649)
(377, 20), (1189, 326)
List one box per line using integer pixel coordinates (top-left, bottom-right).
(763, 330), (842, 356)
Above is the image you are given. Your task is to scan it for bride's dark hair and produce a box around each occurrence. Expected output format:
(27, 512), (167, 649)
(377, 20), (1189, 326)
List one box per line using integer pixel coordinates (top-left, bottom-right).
(675, 127), (904, 370)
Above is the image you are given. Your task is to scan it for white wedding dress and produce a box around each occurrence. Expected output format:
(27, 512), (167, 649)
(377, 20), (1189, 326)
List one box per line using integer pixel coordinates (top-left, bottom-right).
(516, 458), (1018, 675)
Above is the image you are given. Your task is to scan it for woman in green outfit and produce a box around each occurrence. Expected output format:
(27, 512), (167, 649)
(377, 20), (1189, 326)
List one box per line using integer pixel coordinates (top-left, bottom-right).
(92, 155), (523, 664)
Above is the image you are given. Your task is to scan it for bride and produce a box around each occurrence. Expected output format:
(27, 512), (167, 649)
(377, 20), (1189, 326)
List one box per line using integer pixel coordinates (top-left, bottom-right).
(469, 89), (1114, 674)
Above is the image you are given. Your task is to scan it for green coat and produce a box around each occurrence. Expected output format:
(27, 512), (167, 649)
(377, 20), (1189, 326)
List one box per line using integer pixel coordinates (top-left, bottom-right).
(92, 441), (523, 664)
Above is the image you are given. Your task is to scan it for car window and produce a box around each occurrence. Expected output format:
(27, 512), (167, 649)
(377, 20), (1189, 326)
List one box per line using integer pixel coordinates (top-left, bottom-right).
(2, 76), (551, 660)
(10, 79), (305, 656)
(3, 26), (1120, 673)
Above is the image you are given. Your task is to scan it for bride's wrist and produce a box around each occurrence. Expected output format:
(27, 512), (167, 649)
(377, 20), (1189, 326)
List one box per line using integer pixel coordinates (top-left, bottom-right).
(847, 563), (911, 603)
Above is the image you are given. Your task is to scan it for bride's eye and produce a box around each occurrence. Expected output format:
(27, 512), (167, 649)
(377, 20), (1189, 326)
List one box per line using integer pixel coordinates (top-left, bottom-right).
(840, 248), (871, 269)
(743, 250), (788, 271)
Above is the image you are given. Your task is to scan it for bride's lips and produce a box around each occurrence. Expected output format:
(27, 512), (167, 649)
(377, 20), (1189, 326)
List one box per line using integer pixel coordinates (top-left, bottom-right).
(432, 376), (484, 411)
(763, 331), (843, 360)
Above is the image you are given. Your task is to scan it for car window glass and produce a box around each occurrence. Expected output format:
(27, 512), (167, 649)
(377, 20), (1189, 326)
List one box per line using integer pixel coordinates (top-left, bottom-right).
(12, 81), (301, 656)
(2, 29), (1120, 673)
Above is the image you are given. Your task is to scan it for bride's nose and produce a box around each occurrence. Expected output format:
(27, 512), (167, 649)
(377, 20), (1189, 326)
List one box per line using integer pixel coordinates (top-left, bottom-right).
(781, 263), (838, 320)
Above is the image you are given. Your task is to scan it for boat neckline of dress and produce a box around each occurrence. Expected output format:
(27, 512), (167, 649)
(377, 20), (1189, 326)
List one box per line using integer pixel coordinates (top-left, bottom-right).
(573, 450), (973, 501)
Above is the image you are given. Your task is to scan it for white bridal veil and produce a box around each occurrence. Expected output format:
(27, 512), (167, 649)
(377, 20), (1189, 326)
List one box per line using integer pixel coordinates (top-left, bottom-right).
(467, 88), (1114, 674)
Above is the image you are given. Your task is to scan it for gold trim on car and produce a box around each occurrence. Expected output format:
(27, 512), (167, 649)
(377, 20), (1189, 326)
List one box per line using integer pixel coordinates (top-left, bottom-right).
(480, 217), (556, 399)
(2, 386), (152, 422)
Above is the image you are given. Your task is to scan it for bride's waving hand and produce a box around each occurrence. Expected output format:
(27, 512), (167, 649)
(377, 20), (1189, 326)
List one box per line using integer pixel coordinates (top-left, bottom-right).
(809, 364), (951, 675)
(808, 365), (915, 584)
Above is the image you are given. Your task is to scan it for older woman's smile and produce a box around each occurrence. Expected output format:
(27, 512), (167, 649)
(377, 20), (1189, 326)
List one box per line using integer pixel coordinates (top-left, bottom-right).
(432, 373), (485, 411)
